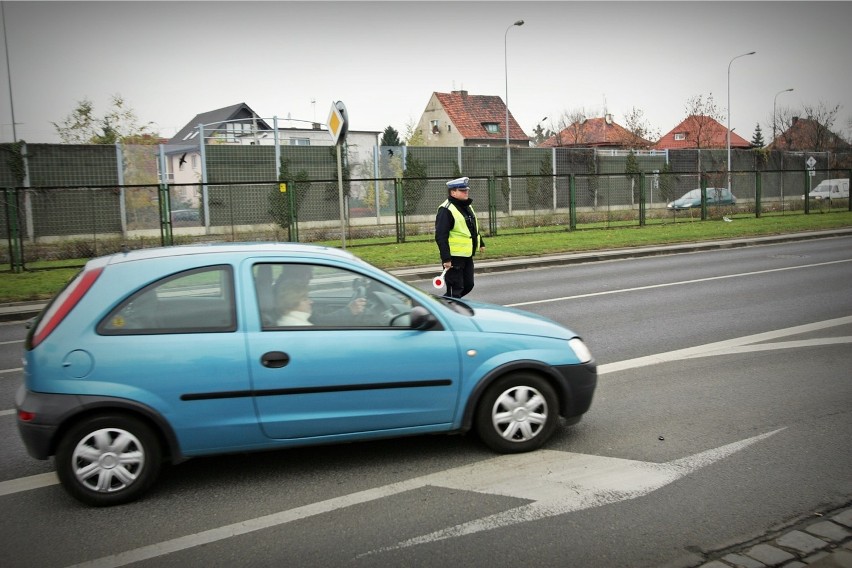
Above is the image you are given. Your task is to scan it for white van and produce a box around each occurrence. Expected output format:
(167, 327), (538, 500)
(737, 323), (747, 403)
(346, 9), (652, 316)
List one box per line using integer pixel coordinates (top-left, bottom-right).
(807, 178), (849, 200)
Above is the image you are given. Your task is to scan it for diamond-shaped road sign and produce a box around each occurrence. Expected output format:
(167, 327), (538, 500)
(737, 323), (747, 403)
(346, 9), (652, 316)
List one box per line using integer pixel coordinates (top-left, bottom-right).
(806, 156), (817, 169)
(327, 101), (348, 145)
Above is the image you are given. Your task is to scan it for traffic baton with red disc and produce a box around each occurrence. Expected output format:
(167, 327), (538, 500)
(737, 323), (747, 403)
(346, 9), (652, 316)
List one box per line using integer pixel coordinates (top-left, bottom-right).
(432, 268), (448, 290)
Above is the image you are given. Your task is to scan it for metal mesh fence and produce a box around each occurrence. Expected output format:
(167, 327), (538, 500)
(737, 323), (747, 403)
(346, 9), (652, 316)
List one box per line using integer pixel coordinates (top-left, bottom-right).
(1, 141), (850, 270)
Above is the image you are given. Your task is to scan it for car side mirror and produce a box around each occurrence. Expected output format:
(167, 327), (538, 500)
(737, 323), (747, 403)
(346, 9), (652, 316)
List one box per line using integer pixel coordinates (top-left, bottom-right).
(409, 306), (437, 330)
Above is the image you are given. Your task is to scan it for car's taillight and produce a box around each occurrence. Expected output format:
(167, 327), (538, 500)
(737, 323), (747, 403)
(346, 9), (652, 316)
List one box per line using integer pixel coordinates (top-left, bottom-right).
(30, 267), (104, 348)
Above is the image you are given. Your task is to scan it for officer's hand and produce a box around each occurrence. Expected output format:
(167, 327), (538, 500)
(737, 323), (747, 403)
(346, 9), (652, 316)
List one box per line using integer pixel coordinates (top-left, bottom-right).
(442, 261), (452, 270)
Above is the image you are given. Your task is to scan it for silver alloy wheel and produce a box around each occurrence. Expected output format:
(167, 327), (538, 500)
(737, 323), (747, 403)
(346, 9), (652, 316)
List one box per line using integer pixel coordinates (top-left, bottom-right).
(72, 427), (146, 493)
(490, 386), (549, 442)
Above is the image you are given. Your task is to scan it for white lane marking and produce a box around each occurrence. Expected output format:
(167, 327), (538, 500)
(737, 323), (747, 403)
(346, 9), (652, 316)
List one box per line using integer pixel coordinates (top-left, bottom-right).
(598, 315), (852, 375)
(0, 409), (16, 417)
(0, 339), (24, 345)
(364, 428), (785, 555)
(0, 367), (23, 374)
(505, 258), (852, 307)
(0, 472), (58, 497)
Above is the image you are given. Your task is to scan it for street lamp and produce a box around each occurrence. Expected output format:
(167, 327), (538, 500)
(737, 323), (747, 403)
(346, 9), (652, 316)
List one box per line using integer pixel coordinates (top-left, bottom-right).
(773, 88), (794, 143)
(504, 19), (523, 213)
(726, 51), (755, 190)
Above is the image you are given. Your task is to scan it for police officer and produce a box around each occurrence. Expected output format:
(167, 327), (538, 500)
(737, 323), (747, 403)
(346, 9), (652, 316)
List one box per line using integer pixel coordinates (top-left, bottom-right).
(435, 176), (485, 298)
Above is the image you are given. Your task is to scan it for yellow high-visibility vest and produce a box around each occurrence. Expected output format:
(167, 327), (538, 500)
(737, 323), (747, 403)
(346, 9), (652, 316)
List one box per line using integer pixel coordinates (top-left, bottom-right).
(439, 199), (481, 257)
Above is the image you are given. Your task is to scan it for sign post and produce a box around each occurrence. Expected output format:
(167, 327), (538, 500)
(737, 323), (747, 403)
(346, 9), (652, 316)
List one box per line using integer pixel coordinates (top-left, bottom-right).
(805, 156), (817, 214)
(328, 101), (349, 248)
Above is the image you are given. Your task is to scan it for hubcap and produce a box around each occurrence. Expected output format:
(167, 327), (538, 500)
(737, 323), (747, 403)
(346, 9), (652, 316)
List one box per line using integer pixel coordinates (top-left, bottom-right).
(72, 428), (145, 493)
(491, 386), (548, 442)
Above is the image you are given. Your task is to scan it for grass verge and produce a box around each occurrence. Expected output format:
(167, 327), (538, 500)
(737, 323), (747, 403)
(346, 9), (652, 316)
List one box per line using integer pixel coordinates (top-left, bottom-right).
(2, 211), (851, 303)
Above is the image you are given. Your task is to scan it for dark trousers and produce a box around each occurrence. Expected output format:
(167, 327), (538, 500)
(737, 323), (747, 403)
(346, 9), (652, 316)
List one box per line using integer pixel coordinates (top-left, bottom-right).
(444, 256), (475, 298)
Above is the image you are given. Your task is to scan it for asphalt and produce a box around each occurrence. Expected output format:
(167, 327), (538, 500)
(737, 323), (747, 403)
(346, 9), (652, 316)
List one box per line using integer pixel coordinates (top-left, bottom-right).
(3, 229), (851, 566)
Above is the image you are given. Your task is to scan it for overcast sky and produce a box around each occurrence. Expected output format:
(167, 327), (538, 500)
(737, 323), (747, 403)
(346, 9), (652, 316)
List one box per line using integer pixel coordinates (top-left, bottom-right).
(2, 0), (851, 145)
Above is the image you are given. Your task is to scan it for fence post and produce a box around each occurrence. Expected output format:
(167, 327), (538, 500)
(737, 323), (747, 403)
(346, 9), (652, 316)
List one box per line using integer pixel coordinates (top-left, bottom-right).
(394, 178), (405, 243)
(487, 176), (497, 236)
(158, 184), (173, 246)
(848, 170), (851, 213)
(285, 180), (298, 242)
(755, 170), (762, 218)
(639, 172), (646, 227)
(568, 174), (576, 231)
(4, 188), (23, 273)
(700, 174), (708, 221)
(803, 169), (810, 214)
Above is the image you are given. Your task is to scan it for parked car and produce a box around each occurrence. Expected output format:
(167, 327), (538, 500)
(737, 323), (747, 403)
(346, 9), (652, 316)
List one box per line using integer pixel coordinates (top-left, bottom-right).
(170, 208), (200, 223)
(667, 188), (737, 210)
(16, 243), (597, 506)
(804, 178), (849, 200)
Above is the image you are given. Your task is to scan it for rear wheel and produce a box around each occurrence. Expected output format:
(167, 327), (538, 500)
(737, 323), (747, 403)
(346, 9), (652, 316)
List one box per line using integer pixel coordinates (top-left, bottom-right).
(475, 373), (559, 453)
(55, 414), (162, 506)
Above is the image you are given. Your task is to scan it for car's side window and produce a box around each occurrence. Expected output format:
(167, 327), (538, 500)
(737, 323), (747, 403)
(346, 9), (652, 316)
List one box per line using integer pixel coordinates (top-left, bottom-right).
(98, 265), (236, 334)
(254, 263), (415, 330)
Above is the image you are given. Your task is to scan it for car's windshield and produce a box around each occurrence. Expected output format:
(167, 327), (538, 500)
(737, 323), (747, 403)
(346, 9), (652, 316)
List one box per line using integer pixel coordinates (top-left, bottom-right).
(683, 189), (701, 199)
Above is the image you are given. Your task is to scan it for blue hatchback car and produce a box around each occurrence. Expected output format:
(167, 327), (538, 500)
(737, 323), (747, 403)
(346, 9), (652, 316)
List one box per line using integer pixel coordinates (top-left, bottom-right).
(17, 243), (596, 506)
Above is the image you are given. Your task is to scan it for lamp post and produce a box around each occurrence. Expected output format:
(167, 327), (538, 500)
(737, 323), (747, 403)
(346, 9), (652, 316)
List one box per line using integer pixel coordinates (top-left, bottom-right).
(726, 51), (755, 190)
(1, 2), (17, 142)
(773, 88), (794, 143)
(504, 19), (523, 213)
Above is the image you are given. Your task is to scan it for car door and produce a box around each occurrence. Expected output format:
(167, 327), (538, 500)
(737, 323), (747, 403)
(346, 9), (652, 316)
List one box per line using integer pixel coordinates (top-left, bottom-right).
(245, 261), (462, 440)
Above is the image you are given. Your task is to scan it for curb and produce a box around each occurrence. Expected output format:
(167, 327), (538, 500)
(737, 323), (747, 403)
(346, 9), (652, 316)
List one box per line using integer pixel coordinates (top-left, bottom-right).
(697, 505), (852, 568)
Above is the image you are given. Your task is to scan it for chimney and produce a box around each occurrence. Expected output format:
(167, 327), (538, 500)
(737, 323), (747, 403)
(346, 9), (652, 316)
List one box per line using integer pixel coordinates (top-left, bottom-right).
(792, 116), (799, 125)
(453, 90), (468, 98)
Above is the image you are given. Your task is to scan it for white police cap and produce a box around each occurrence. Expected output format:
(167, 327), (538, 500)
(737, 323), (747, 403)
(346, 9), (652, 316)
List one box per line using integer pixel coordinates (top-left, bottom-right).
(446, 176), (470, 189)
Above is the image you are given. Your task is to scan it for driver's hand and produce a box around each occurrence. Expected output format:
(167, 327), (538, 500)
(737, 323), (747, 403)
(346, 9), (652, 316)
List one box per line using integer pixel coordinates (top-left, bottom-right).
(348, 297), (366, 315)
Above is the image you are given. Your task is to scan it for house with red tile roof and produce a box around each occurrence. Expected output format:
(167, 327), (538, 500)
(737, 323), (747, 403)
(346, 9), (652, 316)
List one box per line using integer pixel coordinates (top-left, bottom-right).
(769, 116), (851, 151)
(538, 115), (651, 149)
(415, 90), (530, 147)
(653, 115), (750, 150)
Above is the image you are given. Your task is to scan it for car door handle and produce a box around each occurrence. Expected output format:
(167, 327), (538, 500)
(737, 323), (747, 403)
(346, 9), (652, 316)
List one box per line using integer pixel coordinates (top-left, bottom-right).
(261, 351), (290, 368)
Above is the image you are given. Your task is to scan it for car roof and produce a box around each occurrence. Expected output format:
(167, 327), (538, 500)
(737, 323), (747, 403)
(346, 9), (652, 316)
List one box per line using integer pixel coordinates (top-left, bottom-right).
(86, 242), (358, 269)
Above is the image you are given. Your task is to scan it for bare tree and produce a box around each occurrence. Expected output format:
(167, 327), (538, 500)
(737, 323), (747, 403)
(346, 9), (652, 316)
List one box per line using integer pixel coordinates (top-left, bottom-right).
(769, 104), (799, 147)
(622, 107), (660, 148)
(684, 93), (724, 149)
(549, 107), (599, 146)
(800, 101), (842, 151)
(684, 93), (724, 174)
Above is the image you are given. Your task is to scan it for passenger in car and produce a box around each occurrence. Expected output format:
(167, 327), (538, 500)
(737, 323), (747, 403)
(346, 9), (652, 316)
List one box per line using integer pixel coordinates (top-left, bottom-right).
(276, 286), (313, 326)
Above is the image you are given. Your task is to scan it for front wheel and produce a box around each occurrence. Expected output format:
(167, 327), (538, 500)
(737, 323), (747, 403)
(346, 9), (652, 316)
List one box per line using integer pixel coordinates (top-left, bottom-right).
(475, 373), (559, 454)
(55, 414), (162, 507)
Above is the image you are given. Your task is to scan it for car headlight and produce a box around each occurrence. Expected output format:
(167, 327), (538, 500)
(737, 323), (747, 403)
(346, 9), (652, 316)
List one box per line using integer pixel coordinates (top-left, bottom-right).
(568, 337), (593, 363)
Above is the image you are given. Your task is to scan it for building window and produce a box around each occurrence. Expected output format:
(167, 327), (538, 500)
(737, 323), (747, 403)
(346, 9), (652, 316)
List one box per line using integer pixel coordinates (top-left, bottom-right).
(290, 138), (310, 146)
(191, 155), (198, 169)
(484, 123), (500, 134)
(430, 120), (440, 134)
(674, 133), (686, 141)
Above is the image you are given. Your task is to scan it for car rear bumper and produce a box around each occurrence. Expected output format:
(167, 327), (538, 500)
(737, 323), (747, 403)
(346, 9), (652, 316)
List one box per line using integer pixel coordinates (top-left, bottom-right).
(15, 385), (73, 459)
